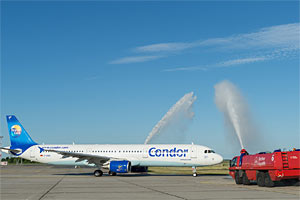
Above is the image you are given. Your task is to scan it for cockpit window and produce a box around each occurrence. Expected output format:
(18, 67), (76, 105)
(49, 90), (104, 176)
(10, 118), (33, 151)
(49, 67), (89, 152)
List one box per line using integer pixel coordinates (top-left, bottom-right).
(204, 149), (215, 153)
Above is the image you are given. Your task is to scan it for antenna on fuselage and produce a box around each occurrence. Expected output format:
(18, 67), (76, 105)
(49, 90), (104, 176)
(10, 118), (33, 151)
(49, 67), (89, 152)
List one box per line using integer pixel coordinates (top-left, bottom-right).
(0, 136), (3, 160)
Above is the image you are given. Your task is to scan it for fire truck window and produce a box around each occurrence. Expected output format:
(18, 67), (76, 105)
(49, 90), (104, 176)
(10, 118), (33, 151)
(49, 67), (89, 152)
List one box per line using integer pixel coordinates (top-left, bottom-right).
(230, 158), (237, 167)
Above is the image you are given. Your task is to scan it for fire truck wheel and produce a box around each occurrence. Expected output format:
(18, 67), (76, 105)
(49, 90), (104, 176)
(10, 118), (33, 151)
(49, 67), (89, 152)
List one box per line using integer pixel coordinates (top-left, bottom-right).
(257, 172), (265, 187)
(235, 171), (243, 184)
(264, 172), (275, 187)
(242, 172), (251, 185)
(291, 179), (299, 186)
(282, 179), (299, 186)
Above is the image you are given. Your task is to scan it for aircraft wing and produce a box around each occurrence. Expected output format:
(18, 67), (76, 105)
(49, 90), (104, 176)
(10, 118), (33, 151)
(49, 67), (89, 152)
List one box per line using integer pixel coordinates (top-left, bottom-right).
(46, 149), (115, 166)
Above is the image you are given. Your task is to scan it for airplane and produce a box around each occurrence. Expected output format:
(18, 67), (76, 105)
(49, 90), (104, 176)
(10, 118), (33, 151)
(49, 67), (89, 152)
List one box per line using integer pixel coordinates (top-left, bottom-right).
(1, 115), (223, 177)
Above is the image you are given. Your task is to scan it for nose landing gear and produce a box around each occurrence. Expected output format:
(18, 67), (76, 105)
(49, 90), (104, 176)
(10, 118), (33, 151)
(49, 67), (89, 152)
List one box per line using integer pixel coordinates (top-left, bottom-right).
(192, 166), (197, 177)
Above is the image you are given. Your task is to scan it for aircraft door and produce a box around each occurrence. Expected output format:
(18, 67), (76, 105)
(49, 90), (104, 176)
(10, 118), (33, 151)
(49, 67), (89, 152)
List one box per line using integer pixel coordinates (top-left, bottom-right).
(86, 149), (92, 154)
(30, 147), (36, 161)
(143, 148), (148, 158)
(191, 146), (197, 158)
(30, 149), (35, 158)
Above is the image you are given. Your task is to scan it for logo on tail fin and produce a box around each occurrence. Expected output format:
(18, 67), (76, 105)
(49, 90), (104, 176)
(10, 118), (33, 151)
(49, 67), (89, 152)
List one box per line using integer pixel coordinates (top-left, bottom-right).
(10, 125), (22, 137)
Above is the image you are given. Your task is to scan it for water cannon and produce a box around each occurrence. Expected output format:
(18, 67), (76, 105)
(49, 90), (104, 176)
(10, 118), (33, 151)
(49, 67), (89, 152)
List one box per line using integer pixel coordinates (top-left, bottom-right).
(240, 149), (248, 155)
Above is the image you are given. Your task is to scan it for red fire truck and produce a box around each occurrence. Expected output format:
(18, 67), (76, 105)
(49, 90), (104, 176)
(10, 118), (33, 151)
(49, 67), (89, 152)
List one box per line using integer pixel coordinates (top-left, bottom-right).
(229, 149), (300, 187)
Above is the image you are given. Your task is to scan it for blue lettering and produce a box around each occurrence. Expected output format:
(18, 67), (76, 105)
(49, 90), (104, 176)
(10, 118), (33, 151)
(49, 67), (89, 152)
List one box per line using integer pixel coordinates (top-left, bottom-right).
(177, 149), (183, 157)
(162, 149), (169, 157)
(149, 147), (156, 157)
(170, 148), (176, 157)
(184, 149), (188, 157)
(148, 147), (189, 157)
(155, 149), (161, 157)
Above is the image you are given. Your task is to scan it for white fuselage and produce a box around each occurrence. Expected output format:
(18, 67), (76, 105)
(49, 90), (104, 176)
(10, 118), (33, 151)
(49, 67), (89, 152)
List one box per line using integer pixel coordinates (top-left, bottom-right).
(18, 144), (223, 167)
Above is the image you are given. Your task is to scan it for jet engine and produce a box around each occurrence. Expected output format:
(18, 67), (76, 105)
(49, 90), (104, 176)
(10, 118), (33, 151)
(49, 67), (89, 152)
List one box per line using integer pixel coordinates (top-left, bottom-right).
(109, 160), (131, 173)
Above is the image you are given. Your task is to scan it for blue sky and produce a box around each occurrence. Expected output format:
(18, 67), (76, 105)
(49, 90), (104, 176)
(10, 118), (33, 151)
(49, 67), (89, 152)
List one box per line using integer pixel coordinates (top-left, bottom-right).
(1, 1), (299, 158)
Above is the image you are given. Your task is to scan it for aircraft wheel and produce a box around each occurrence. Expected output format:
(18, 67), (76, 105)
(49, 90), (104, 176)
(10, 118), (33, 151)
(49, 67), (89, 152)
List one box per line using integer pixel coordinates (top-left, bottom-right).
(94, 170), (103, 177)
(256, 172), (265, 187)
(109, 171), (117, 176)
(193, 173), (197, 177)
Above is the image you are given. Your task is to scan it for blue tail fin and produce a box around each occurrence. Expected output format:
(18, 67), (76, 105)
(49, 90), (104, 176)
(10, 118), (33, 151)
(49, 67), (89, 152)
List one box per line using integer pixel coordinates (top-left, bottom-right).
(7, 115), (37, 153)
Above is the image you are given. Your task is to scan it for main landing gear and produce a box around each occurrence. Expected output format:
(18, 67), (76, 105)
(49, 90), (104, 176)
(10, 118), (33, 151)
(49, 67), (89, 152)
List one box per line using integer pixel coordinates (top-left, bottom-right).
(94, 170), (117, 177)
(108, 171), (117, 176)
(192, 166), (197, 177)
(94, 170), (103, 177)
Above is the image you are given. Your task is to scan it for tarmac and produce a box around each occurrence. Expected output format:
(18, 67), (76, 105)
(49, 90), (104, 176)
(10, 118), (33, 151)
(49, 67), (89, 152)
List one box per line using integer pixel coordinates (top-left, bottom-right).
(1, 165), (299, 200)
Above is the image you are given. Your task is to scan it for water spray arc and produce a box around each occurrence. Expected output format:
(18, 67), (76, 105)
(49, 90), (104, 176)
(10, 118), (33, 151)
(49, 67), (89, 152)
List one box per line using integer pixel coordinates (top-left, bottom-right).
(214, 80), (249, 149)
(225, 96), (245, 149)
(144, 92), (197, 144)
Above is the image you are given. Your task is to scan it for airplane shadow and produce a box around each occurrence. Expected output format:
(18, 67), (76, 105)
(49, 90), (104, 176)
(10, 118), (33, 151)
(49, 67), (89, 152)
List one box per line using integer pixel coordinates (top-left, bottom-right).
(53, 172), (94, 176)
(117, 174), (230, 177)
(52, 172), (230, 177)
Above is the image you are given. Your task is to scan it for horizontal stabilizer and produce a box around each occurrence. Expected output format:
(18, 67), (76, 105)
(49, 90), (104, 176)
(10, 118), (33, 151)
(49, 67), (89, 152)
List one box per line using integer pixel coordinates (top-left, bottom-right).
(0, 147), (21, 154)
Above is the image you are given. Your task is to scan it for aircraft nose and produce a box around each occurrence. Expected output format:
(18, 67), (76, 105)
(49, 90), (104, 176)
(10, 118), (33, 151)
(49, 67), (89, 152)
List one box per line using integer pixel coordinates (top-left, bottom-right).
(216, 154), (223, 164)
